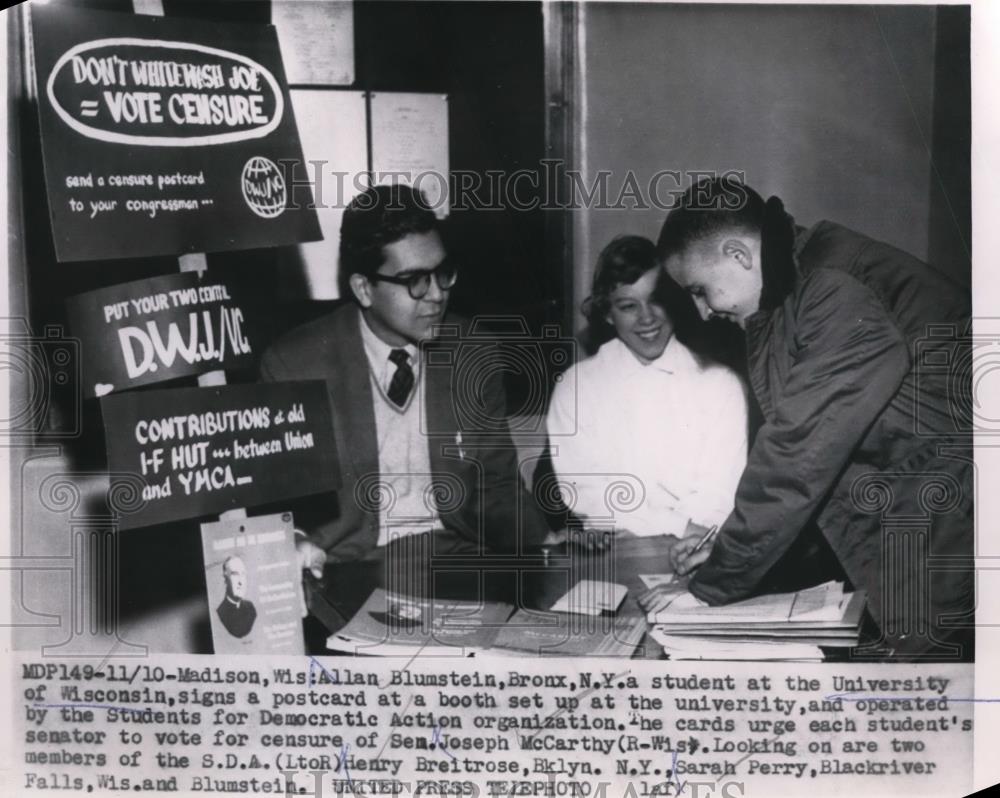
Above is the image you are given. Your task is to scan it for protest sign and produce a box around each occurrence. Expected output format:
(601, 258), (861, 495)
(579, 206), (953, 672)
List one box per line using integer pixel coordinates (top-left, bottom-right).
(31, 5), (321, 261)
(66, 272), (263, 397)
(201, 513), (305, 655)
(101, 381), (339, 530)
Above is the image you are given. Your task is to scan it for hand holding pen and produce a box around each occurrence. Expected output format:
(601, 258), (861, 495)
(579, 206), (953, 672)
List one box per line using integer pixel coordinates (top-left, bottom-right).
(669, 523), (718, 576)
(637, 525), (718, 613)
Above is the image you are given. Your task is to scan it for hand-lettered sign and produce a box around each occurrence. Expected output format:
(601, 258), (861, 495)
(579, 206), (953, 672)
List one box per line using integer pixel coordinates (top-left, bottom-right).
(31, 6), (321, 261)
(66, 272), (264, 397)
(101, 381), (339, 530)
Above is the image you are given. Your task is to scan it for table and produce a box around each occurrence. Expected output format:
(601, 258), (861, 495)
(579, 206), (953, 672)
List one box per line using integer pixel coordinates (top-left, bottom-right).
(304, 534), (676, 657)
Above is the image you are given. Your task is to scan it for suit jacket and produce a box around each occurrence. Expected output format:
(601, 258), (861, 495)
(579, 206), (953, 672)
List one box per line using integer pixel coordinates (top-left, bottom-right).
(259, 304), (548, 560)
(216, 598), (257, 639)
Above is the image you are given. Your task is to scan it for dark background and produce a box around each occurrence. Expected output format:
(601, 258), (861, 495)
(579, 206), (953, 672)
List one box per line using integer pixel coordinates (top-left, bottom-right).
(19, 0), (557, 623)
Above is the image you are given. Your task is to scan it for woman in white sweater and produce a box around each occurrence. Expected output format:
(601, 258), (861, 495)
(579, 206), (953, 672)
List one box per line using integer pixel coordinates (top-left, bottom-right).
(546, 235), (748, 545)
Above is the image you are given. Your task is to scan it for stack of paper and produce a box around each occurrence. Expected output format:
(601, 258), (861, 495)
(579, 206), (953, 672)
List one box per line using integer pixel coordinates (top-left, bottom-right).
(328, 588), (646, 658)
(489, 609), (646, 657)
(327, 589), (513, 656)
(654, 636), (825, 662)
(551, 580), (629, 615)
(647, 581), (866, 661)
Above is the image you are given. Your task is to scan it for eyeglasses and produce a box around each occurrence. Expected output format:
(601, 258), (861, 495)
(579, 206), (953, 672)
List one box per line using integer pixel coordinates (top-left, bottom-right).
(369, 262), (458, 299)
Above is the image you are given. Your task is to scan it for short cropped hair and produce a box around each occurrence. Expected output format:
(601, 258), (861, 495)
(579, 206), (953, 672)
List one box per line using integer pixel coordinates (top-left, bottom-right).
(657, 176), (796, 312)
(656, 176), (764, 261)
(338, 184), (439, 298)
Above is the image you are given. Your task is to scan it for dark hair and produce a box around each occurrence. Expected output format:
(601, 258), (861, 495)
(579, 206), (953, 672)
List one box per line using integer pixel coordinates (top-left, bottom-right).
(656, 176), (796, 313)
(338, 184), (439, 298)
(583, 235), (698, 350)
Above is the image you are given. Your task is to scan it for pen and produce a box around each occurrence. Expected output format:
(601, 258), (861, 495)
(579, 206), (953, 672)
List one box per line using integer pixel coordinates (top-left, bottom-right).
(689, 523), (719, 556)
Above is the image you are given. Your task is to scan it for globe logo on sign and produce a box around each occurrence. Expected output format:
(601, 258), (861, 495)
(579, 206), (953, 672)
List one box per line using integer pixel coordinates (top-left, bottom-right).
(241, 156), (287, 218)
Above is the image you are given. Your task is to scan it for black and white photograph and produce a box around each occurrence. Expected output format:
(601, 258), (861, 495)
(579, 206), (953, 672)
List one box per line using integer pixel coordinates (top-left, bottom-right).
(2, 0), (998, 796)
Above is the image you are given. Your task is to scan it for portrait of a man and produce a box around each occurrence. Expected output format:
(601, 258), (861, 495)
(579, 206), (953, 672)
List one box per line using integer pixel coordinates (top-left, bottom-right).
(215, 555), (257, 639)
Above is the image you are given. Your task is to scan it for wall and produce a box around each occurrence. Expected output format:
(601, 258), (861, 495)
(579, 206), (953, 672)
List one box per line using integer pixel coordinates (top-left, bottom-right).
(353, 1), (554, 329)
(572, 3), (969, 330)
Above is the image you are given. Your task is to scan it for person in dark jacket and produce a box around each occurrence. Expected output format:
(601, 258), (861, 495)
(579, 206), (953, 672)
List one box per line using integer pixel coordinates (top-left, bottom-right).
(645, 177), (973, 660)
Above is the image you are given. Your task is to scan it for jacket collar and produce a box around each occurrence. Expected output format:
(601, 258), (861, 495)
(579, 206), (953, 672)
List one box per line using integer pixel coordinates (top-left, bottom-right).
(745, 223), (812, 330)
(419, 322), (462, 442)
(328, 304), (462, 497)
(331, 306), (461, 462)
(757, 222), (805, 311)
(326, 305), (379, 484)
(602, 335), (693, 376)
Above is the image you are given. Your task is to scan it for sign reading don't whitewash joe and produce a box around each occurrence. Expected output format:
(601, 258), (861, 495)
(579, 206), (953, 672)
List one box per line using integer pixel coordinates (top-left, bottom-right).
(31, 6), (321, 261)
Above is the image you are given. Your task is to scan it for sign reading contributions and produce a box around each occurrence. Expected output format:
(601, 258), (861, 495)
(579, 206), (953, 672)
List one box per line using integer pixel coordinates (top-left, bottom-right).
(31, 6), (321, 261)
(101, 382), (339, 530)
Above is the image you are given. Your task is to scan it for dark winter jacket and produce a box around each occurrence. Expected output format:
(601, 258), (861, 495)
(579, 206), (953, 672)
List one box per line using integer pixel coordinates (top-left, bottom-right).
(690, 221), (973, 650)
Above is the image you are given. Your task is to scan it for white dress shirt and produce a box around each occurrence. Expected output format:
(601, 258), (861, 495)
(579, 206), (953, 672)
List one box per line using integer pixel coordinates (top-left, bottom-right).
(546, 336), (748, 537)
(359, 314), (443, 546)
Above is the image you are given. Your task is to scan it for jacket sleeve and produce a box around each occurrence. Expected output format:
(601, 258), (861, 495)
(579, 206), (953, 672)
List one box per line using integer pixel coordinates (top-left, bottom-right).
(258, 345), (288, 383)
(257, 343), (346, 555)
(474, 357), (551, 552)
(689, 268), (909, 604)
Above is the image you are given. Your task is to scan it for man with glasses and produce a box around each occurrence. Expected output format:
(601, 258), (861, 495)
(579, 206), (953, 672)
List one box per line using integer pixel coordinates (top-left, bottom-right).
(260, 184), (550, 579)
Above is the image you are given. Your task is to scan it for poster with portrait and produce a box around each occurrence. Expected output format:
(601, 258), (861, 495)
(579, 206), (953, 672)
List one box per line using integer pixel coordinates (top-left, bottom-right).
(201, 513), (304, 655)
(30, 5), (321, 261)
